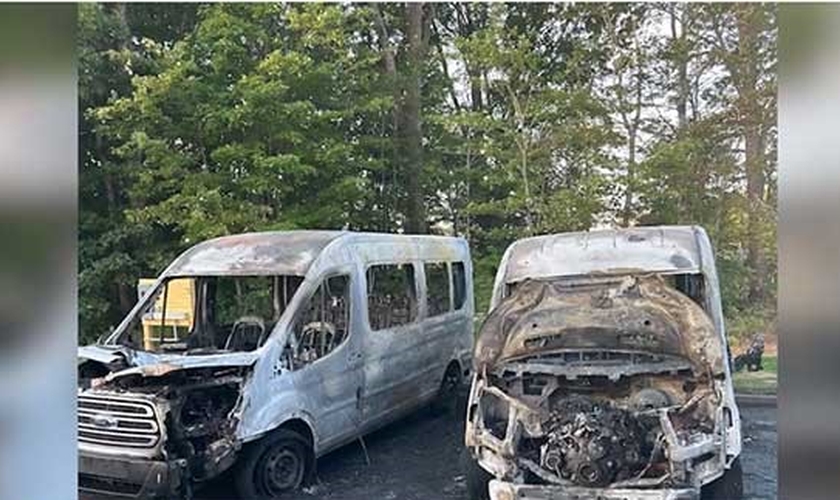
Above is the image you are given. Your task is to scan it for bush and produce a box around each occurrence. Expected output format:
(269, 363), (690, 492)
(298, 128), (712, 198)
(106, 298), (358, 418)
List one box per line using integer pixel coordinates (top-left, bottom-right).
(725, 306), (776, 349)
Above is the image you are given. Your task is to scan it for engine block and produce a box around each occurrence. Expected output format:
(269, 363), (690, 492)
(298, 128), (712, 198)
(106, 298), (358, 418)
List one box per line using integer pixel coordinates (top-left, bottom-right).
(540, 396), (654, 487)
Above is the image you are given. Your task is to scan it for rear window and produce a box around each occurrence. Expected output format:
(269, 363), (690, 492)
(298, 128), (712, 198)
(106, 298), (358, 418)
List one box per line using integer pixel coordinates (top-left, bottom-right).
(425, 262), (451, 317)
(366, 263), (417, 330)
(453, 261), (467, 310)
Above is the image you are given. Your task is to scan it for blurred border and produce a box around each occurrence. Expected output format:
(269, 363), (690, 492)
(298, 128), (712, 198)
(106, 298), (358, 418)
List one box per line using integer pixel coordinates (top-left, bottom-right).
(0, 4), (77, 500)
(4, 3), (840, 500)
(779, 4), (840, 500)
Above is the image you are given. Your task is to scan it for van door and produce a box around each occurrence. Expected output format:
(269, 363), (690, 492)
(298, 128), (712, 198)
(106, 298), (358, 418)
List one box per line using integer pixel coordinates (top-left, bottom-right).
(284, 271), (363, 450)
(360, 262), (427, 426)
(419, 261), (459, 396)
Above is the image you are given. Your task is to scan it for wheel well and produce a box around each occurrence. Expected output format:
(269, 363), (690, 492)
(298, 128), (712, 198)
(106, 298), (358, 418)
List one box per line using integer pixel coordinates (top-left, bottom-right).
(445, 359), (462, 378)
(277, 418), (314, 447)
(441, 359), (464, 388)
(235, 420), (317, 495)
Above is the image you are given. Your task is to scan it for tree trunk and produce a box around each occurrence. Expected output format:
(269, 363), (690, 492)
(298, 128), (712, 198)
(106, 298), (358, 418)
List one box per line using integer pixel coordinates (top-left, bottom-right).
(737, 5), (766, 303)
(372, 5), (400, 231)
(404, 3), (427, 234)
(623, 129), (636, 226)
(117, 282), (134, 316)
(519, 142), (533, 232)
(469, 69), (483, 111)
(670, 4), (689, 129)
(102, 3), (135, 316)
(622, 50), (644, 227)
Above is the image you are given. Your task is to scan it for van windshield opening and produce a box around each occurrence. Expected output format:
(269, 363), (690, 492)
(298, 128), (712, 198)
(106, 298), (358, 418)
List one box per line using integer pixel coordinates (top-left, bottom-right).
(115, 275), (304, 354)
(505, 272), (709, 313)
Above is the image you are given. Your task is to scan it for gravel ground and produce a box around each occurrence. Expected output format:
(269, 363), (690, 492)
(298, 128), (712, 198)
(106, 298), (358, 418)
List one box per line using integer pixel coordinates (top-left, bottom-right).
(196, 402), (777, 500)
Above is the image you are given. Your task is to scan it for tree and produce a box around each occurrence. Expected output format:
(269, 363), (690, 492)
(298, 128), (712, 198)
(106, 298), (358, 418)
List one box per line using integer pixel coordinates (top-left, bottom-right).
(633, 4), (777, 312)
(696, 4), (777, 305)
(369, 3), (432, 234)
(402, 3), (429, 233)
(80, 4), (392, 339)
(78, 3), (200, 343)
(78, 2), (777, 337)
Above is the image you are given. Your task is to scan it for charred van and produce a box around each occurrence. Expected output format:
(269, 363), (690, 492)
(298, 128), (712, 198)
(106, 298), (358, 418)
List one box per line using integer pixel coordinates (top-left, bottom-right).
(78, 231), (474, 499)
(464, 226), (742, 500)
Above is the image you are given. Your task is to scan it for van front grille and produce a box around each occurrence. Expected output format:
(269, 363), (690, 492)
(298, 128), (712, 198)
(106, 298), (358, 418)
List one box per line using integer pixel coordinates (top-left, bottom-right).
(78, 394), (161, 449)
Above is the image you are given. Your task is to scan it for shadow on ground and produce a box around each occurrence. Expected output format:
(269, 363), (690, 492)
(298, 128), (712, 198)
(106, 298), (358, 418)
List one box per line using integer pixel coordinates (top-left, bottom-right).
(198, 403), (776, 500)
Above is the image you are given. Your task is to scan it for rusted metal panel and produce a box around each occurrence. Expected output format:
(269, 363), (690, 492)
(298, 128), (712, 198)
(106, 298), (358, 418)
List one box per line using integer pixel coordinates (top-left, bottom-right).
(475, 275), (725, 375)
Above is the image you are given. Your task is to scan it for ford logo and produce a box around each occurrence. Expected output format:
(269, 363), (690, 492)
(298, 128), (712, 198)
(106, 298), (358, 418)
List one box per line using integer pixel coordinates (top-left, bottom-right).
(91, 415), (119, 429)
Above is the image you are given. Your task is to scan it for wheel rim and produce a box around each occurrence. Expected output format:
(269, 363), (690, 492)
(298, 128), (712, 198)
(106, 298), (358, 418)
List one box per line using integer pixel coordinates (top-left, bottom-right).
(258, 444), (304, 496)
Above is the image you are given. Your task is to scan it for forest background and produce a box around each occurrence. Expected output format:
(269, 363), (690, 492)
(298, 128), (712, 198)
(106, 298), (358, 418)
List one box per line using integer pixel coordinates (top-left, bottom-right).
(78, 3), (777, 347)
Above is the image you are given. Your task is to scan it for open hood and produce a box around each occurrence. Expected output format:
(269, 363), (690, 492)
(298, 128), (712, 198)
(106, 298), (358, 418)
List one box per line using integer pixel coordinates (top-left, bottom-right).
(474, 275), (724, 374)
(78, 344), (259, 384)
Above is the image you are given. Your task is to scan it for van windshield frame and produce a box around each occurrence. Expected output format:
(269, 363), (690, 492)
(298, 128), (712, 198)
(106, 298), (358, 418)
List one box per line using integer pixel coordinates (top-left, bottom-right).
(107, 274), (306, 355)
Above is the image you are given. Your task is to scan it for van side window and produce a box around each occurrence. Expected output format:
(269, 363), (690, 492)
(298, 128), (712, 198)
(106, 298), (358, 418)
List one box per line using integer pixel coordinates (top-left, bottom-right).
(425, 262), (451, 317)
(214, 276), (276, 327)
(453, 262), (467, 310)
(668, 273), (707, 311)
(286, 275), (350, 369)
(367, 263), (417, 330)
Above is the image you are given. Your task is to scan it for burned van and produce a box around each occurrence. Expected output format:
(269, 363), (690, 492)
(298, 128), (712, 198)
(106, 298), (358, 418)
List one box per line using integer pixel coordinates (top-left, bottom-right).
(78, 231), (474, 499)
(465, 226), (742, 500)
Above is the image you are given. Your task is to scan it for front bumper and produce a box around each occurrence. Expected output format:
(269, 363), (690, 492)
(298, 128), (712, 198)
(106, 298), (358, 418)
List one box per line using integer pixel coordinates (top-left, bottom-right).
(488, 480), (699, 500)
(79, 450), (186, 499)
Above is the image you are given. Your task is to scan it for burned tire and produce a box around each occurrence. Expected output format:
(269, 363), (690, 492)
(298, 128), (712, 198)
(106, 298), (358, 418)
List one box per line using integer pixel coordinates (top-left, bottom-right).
(431, 362), (463, 416)
(235, 429), (313, 499)
(464, 452), (491, 500)
(701, 457), (743, 500)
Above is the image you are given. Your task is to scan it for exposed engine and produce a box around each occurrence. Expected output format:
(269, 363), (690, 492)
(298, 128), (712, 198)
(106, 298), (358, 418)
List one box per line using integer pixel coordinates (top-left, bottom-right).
(467, 269), (734, 495)
(164, 379), (241, 481)
(78, 361), (247, 484)
(539, 396), (657, 487)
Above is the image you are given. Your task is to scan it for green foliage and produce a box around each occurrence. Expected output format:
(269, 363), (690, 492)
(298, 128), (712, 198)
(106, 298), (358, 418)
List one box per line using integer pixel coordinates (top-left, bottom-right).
(79, 3), (777, 343)
(472, 252), (501, 315)
(726, 306), (776, 344)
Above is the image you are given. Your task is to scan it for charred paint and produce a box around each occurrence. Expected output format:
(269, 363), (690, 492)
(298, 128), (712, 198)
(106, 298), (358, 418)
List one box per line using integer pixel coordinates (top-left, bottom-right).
(467, 226), (742, 500)
(475, 275), (725, 375)
(79, 230), (475, 499)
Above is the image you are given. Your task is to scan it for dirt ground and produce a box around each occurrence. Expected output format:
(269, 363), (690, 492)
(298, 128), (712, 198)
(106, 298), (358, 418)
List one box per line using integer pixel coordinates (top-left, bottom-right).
(196, 403), (777, 500)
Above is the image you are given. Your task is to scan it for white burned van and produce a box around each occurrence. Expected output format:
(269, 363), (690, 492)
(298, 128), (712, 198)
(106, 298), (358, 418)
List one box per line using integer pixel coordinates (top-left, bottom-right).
(78, 231), (474, 499)
(465, 226), (743, 500)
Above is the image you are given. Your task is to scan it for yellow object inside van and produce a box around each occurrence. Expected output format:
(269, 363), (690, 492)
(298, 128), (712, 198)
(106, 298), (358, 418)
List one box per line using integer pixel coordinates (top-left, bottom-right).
(137, 278), (194, 350)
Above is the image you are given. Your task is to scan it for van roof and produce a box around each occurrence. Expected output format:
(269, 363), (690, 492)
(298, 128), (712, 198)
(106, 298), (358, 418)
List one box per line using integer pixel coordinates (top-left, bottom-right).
(500, 225), (708, 283)
(165, 230), (467, 277)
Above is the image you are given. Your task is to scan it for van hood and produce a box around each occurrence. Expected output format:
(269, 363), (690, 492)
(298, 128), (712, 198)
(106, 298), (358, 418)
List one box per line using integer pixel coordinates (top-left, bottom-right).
(78, 344), (259, 383)
(474, 275), (724, 374)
